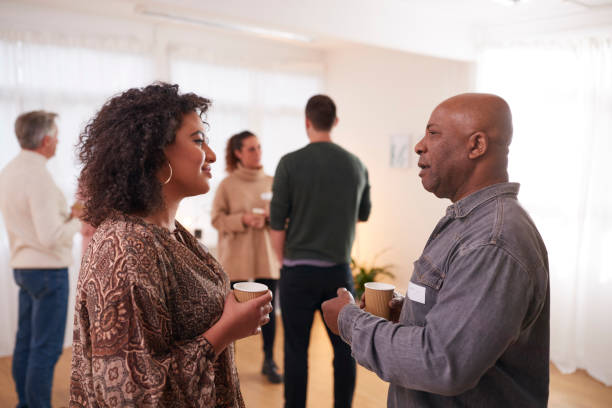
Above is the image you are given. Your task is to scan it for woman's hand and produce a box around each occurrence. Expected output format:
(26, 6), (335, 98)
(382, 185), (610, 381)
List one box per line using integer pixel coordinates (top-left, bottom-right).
(204, 290), (273, 356)
(242, 212), (266, 229)
(222, 290), (273, 338)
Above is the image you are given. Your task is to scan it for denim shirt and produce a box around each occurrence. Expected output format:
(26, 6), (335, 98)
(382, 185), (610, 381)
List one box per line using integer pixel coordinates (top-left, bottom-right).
(338, 182), (550, 407)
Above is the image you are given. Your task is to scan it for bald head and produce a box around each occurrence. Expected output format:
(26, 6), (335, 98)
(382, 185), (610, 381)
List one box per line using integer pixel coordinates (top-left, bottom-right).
(415, 93), (513, 202)
(437, 93), (513, 150)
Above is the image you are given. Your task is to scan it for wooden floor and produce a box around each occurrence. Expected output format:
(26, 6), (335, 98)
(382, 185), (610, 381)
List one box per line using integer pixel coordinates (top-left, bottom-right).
(1, 313), (610, 407)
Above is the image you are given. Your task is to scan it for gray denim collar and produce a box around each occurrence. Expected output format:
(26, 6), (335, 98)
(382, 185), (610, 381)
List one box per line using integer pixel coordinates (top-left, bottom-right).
(446, 182), (520, 219)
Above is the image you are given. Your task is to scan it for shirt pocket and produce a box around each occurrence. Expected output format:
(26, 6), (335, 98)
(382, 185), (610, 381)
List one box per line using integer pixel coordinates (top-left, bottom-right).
(403, 256), (446, 325)
(413, 255), (445, 290)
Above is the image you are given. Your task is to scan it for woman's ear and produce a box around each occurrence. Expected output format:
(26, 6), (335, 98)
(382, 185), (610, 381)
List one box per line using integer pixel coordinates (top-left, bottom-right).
(467, 132), (488, 159)
(234, 149), (243, 162)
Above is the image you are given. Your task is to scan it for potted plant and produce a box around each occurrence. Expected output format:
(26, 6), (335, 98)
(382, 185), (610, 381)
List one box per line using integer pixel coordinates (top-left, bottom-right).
(351, 251), (395, 299)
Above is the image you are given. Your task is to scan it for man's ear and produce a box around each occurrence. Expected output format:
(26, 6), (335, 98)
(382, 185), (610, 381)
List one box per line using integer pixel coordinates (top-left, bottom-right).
(333, 117), (339, 128)
(467, 132), (487, 159)
(39, 134), (52, 149)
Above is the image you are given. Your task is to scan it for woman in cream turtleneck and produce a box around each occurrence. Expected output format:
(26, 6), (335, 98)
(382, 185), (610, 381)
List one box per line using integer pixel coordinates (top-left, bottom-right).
(212, 130), (282, 384)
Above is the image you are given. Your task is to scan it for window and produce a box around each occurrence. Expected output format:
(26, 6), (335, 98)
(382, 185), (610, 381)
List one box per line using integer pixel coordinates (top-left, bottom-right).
(170, 58), (323, 246)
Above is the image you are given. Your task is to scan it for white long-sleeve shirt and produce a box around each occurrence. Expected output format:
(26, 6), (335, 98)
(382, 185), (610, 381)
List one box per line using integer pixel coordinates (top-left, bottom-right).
(0, 149), (80, 268)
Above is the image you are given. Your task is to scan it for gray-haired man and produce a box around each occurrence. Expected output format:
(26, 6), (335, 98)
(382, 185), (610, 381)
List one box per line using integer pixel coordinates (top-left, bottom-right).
(0, 111), (81, 408)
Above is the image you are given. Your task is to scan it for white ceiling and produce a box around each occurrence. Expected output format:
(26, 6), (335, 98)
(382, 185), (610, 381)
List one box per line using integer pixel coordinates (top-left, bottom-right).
(13, 0), (612, 61)
(130, 0), (612, 60)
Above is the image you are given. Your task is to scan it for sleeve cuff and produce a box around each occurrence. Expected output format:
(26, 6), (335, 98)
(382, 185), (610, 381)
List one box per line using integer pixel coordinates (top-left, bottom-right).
(198, 334), (218, 362)
(268, 213), (286, 230)
(338, 303), (363, 345)
(269, 202), (288, 230)
(269, 222), (285, 231)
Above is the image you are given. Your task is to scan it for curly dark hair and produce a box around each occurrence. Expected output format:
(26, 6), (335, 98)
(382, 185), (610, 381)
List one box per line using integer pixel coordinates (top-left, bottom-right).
(77, 82), (211, 227)
(225, 130), (255, 173)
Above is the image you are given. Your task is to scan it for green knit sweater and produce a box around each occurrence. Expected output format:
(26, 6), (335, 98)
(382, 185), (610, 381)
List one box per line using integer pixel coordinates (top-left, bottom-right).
(270, 142), (371, 264)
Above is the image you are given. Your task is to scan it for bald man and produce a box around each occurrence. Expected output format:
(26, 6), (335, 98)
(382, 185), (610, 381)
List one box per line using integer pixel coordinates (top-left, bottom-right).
(322, 93), (550, 407)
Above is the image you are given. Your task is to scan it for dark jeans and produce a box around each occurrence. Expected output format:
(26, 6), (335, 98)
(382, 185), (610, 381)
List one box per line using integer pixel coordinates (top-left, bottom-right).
(232, 278), (279, 361)
(12, 268), (69, 408)
(280, 264), (356, 408)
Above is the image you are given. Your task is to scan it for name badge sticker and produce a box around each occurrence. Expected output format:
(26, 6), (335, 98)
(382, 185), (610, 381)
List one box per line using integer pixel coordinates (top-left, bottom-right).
(408, 282), (426, 304)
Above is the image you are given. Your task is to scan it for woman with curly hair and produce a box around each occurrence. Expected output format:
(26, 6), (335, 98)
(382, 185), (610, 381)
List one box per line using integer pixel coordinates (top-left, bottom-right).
(69, 82), (272, 407)
(212, 131), (282, 383)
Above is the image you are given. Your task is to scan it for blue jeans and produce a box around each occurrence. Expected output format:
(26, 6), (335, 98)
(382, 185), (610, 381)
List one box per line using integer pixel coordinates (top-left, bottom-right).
(12, 268), (69, 408)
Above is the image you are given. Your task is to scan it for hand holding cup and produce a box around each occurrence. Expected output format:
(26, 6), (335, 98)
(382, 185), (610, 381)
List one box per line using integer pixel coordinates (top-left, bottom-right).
(360, 287), (404, 323)
(363, 282), (396, 320)
(242, 212), (266, 229)
(219, 282), (272, 340)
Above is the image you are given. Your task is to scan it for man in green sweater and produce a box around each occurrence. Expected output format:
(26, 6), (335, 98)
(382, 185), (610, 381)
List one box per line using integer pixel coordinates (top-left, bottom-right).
(270, 94), (371, 408)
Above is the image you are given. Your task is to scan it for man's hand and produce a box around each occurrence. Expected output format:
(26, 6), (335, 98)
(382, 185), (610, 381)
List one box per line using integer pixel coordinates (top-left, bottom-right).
(322, 288), (355, 335)
(70, 201), (84, 220)
(388, 292), (405, 323)
(360, 290), (405, 323)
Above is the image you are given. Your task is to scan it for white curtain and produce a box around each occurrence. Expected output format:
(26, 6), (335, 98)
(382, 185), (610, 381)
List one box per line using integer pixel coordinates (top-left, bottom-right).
(0, 31), (155, 356)
(477, 38), (612, 385)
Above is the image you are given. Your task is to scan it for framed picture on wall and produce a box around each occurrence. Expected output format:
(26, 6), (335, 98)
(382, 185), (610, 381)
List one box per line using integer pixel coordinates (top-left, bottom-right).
(389, 133), (417, 169)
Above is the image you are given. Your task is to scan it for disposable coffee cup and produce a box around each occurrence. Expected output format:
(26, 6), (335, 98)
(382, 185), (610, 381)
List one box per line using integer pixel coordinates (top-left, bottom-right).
(233, 281), (268, 303)
(364, 282), (395, 320)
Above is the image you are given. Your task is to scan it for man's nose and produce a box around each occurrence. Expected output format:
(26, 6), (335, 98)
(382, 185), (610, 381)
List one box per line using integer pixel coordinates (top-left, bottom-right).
(414, 139), (425, 155)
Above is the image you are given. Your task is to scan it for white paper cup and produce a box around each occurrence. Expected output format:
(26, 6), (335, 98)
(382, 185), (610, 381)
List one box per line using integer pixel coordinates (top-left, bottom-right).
(364, 282), (395, 320)
(233, 281), (269, 303)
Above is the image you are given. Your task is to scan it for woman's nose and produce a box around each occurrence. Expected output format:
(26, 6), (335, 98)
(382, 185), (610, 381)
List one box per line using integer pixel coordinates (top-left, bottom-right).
(205, 145), (216, 163)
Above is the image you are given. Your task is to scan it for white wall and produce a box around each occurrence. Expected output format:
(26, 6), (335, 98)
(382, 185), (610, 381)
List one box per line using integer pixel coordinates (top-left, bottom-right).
(326, 44), (475, 290)
(0, 0), (475, 299)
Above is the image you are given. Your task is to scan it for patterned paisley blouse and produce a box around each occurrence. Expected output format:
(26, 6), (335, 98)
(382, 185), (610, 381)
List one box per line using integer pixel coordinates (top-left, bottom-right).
(70, 212), (245, 407)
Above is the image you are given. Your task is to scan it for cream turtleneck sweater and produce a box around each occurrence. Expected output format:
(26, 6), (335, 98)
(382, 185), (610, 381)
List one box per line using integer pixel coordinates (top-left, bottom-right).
(0, 150), (80, 268)
(211, 165), (279, 281)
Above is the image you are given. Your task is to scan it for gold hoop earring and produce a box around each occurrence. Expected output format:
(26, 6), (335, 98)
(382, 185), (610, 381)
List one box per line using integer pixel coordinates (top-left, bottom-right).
(163, 162), (173, 185)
